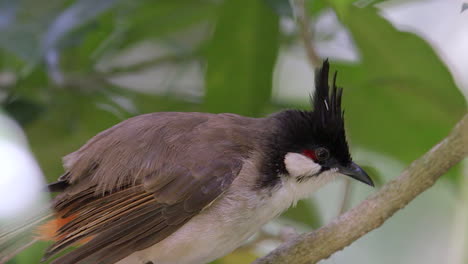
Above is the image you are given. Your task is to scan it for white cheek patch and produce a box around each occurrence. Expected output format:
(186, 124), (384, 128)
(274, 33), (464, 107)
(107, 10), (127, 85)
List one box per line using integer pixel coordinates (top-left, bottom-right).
(284, 152), (322, 178)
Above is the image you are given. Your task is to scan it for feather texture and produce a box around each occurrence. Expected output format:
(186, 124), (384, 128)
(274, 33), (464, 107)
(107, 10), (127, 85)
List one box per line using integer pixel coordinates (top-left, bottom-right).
(40, 112), (267, 263)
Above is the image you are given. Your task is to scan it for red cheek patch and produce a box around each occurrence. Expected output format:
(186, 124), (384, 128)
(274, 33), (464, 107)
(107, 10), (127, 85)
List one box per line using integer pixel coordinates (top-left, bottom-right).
(302, 149), (317, 161)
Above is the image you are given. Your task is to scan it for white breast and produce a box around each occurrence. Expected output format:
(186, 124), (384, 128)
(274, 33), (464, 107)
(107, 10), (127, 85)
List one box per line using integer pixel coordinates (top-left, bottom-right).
(118, 155), (337, 264)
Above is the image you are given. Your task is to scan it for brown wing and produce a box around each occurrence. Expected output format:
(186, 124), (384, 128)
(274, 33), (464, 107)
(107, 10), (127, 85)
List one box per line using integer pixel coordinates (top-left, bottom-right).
(42, 112), (259, 264)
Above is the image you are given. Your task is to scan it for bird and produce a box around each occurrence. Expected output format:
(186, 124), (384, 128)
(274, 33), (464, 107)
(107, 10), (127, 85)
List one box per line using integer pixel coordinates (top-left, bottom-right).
(0, 60), (373, 264)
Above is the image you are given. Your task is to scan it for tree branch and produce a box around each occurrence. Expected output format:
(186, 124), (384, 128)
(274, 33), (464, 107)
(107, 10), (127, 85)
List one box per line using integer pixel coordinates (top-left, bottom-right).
(253, 113), (468, 264)
(293, 0), (321, 67)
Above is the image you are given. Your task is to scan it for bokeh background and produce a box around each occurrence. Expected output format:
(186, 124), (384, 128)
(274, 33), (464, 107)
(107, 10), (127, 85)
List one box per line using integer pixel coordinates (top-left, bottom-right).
(0, 0), (467, 263)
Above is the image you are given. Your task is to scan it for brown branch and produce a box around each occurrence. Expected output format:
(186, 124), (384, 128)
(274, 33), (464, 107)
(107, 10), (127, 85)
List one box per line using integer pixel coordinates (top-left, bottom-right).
(294, 0), (321, 67)
(253, 113), (468, 264)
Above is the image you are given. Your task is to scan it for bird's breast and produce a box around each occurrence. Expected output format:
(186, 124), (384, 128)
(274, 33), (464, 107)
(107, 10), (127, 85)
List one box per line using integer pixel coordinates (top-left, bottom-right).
(118, 170), (336, 264)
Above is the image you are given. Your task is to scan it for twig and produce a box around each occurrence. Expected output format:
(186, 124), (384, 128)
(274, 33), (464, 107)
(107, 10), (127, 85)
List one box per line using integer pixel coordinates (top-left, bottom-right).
(293, 0), (321, 67)
(252, 113), (468, 264)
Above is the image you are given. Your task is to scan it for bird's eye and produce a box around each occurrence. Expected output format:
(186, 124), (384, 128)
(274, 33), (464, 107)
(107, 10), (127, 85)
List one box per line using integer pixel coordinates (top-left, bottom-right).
(315, 147), (330, 161)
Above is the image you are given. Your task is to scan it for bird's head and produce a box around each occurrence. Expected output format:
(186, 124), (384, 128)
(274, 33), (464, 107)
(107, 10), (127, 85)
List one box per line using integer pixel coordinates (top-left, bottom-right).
(265, 60), (373, 187)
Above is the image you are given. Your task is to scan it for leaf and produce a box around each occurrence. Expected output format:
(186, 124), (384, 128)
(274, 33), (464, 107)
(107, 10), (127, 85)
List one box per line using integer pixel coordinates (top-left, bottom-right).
(59, 12), (118, 71)
(324, 4), (466, 182)
(0, 0), (67, 64)
(204, 0), (280, 116)
(116, 0), (217, 49)
(3, 97), (45, 126)
(329, 0), (393, 15)
(56, 0), (217, 77)
(264, 0), (293, 17)
(307, 0), (328, 16)
(43, 0), (120, 52)
(43, 0), (121, 81)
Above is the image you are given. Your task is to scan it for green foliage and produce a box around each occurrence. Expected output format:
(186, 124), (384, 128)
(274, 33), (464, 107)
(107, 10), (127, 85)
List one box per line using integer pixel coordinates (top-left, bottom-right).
(0, 0), (466, 263)
(204, 0), (280, 116)
(326, 3), (466, 182)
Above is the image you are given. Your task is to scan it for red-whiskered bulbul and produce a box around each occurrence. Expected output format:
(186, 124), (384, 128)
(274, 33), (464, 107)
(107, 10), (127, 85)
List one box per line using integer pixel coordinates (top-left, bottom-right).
(0, 60), (373, 264)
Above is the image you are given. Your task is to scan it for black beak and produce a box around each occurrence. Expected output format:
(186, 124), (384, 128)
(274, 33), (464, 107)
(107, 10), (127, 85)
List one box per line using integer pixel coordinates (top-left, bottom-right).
(338, 162), (374, 187)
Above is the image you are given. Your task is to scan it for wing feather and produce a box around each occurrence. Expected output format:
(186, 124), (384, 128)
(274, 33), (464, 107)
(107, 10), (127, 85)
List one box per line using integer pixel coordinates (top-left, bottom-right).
(41, 112), (261, 263)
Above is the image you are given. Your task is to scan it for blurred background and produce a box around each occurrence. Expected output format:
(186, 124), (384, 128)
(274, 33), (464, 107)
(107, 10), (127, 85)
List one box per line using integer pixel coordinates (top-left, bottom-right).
(0, 0), (467, 263)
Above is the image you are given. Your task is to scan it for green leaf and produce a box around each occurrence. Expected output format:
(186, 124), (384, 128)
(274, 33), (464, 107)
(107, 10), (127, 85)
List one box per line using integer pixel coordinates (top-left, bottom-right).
(119, 0), (217, 49)
(204, 0), (280, 116)
(59, 12), (118, 71)
(43, 0), (121, 52)
(58, 0), (217, 75)
(264, 0), (293, 17)
(306, 0), (328, 16)
(0, 0), (68, 64)
(325, 5), (466, 182)
(327, 0), (392, 16)
(3, 97), (45, 126)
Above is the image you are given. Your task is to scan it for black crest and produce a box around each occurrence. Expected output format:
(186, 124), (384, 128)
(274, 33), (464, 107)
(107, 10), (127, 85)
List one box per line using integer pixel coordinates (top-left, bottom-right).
(309, 59), (350, 163)
(312, 59), (344, 132)
(259, 60), (351, 188)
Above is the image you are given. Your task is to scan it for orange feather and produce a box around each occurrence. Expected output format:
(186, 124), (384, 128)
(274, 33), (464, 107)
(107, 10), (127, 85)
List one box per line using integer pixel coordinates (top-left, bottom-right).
(35, 214), (92, 245)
